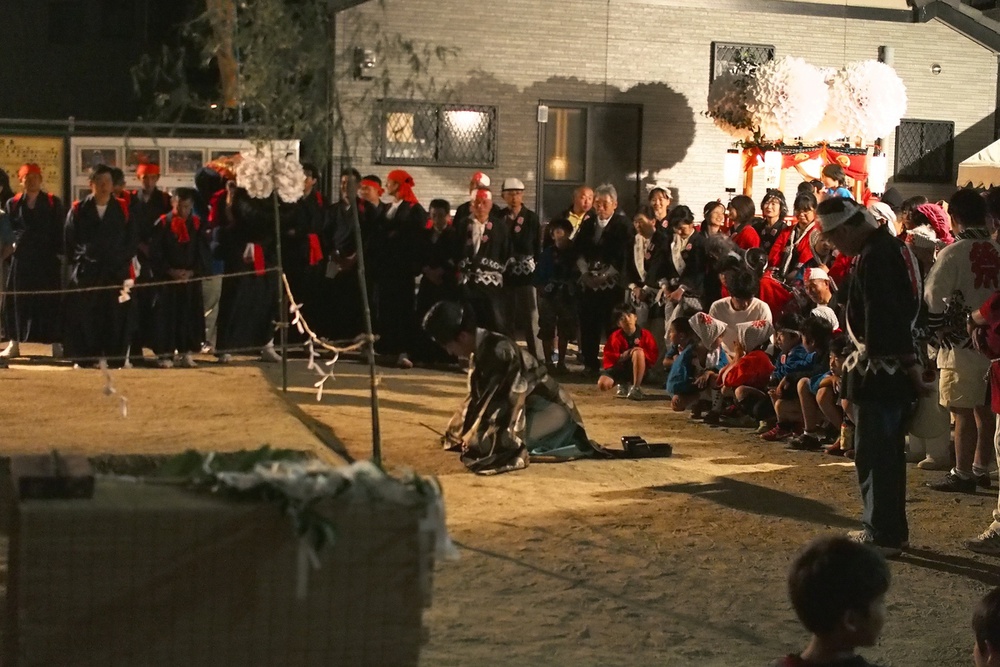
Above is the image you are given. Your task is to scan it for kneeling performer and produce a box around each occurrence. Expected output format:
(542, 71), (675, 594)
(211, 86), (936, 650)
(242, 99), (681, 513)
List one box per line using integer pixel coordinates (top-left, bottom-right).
(423, 300), (601, 475)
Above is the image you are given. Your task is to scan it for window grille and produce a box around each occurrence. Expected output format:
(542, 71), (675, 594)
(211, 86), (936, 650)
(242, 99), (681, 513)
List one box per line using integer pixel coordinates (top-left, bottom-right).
(894, 119), (955, 184)
(376, 100), (497, 168)
(710, 42), (775, 81)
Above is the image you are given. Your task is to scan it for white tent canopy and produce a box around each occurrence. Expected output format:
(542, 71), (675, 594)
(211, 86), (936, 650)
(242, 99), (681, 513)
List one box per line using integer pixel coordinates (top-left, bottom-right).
(958, 138), (1000, 189)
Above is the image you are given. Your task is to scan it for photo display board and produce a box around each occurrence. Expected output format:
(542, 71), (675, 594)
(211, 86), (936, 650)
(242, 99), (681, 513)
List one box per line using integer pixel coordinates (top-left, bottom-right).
(69, 137), (300, 202)
(0, 135), (66, 203)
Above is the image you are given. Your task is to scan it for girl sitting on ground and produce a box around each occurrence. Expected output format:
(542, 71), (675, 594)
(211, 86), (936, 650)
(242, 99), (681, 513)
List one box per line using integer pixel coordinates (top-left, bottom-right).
(688, 311), (729, 420)
(715, 320), (776, 428)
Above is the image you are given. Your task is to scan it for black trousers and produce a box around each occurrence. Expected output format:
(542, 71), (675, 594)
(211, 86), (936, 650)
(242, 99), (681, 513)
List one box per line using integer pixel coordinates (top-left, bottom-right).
(151, 280), (205, 355)
(578, 287), (621, 370)
(376, 275), (415, 356)
(63, 287), (134, 364)
(463, 284), (505, 333)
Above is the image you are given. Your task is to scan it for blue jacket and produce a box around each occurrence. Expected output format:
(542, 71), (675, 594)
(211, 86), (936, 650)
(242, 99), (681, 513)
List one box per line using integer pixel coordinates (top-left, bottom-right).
(772, 344), (813, 381)
(666, 345), (698, 397)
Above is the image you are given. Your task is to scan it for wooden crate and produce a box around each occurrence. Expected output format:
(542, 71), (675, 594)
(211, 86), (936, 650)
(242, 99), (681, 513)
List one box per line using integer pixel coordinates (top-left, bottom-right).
(2, 478), (432, 667)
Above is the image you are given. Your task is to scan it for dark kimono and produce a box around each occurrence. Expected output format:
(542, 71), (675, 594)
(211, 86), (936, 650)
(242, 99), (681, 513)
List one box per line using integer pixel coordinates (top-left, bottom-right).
(284, 189), (326, 341)
(443, 329), (598, 475)
(129, 188), (173, 348)
(374, 199), (426, 356)
(63, 195), (138, 363)
(456, 213), (510, 332)
(148, 212), (211, 354)
(321, 197), (378, 341)
(415, 223), (462, 362)
(3, 191), (64, 343)
(215, 189), (284, 352)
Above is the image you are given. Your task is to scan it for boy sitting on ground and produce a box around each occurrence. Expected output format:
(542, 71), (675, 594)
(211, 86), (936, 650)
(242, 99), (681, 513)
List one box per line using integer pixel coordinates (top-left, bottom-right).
(598, 303), (658, 400)
(974, 586), (1000, 667)
(735, 312), (808, 435)
(776, 535), (890, 667)
(665, 316), (700, 411)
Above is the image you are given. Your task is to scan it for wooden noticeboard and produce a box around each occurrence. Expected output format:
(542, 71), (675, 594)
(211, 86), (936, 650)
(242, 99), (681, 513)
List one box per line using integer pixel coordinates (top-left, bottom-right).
(0, 135), (66, 203)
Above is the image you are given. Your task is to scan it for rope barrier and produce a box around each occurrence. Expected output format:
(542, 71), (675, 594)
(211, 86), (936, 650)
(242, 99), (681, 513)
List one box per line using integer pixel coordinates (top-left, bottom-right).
(0, 266), (281, 297)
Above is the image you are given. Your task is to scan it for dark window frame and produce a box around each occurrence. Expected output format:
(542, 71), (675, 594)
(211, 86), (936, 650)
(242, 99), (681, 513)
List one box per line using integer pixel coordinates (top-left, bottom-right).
(710, 41), (776, 82)
(375, 100), (498, 168)
(893, 118), (955, 184)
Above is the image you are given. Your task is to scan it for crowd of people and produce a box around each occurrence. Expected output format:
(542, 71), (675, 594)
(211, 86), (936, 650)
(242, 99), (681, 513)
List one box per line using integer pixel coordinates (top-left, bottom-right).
(5, 156), (1000, 561)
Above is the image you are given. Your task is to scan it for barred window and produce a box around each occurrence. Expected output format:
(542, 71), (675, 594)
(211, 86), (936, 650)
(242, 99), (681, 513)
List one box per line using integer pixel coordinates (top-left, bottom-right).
(894, 119), (955, 184)
(710, 42), (775, 81)
(376, 100), (497, 168)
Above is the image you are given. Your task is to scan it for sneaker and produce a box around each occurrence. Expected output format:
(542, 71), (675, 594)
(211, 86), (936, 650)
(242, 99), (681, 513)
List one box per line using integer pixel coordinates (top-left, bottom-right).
(760, 423), (794, 442)
(755, 420), (776, 435)
(1, 341), (20, 358)
(786, 432), (823, 451)
(397, 353), (414, 369)
(615, 384), (628, 398)
(217, 353), (232, 364)
(721, 404), (741, 419)
(965, 528), (1000, 555)
(917, 456), (950, 471)
(926, 471), (977, 494)
(847, 529), (903, 558)
(976, 473), (992, 490)
(200, 343), (214, 354)
(156, 357), (174, 369)
(177, 353), (198, 369)
(260, 346), (282, 363)
(627, 385), (644, 401)
(689, 399), (710, 419)
(702, 410), (721, 425)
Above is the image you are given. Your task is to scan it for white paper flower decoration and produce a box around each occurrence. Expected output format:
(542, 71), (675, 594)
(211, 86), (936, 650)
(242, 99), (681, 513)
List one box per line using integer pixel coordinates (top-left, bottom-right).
(236, 143), (306, 203)
(827, 60), (907, 141)
(802, 67), (845, 142)
(706, 70), (754, 141)
(745, 56), (828, 142)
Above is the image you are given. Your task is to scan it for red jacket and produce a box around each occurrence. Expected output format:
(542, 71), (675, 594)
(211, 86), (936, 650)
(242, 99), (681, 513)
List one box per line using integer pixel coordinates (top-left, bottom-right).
(828, 253), (852, 287)
(768, 223), (816, 276)
(732, 224), (760, 250)
(723, 350), (774, 389)
(602, 327), (658, 370)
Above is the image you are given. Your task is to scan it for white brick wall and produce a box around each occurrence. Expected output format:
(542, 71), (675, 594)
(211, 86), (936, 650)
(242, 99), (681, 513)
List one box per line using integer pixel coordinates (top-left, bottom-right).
(334, 0), (997, 216)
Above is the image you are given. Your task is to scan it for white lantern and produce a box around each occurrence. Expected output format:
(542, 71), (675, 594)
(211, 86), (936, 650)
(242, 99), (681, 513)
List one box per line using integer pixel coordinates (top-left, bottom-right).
(724, 149), (742, 193)
(868, 153), (889, 195)
(763, 151), (783, 189)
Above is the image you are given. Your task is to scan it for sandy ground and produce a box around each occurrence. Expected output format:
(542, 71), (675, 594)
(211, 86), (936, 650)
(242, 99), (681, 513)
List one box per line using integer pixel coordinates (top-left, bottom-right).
(4, 345), (1000, 666)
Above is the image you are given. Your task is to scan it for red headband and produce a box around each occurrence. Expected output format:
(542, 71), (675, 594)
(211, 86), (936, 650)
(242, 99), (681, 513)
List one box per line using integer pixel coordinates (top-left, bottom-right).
(360, 178), (384, 195)
(136, 163), (161, 177)
(17, 163), (41, 180)
(387, 169), (418, 205)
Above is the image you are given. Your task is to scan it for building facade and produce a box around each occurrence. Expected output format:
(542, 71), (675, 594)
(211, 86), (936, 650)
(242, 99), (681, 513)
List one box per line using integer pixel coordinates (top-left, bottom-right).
(335, 0), (998, 218)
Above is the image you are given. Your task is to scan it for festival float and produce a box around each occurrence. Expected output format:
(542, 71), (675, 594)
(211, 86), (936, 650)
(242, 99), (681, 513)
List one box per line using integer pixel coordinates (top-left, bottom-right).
(708, 55), (908, 201)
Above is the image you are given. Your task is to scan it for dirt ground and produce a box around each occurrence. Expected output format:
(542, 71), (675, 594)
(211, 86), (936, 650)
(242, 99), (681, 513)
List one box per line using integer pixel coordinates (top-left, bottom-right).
(4, 345), (1000, 666)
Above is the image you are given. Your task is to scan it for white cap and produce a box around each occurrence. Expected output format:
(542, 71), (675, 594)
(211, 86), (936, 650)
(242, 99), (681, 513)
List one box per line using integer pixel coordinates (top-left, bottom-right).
(803, 267), (830, 283)
(471, 171), (490, 187)
(501, 178), (525, 191)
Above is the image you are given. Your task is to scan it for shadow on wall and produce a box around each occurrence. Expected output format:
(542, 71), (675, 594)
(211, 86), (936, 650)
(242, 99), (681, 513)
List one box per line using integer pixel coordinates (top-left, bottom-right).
(445, 72), (696, 216)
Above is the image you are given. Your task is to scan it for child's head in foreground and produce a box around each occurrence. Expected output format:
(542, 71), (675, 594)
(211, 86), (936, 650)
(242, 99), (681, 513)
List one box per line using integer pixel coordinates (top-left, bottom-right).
(974, 586), (1000, 667)
(789, 535), (891, 651)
